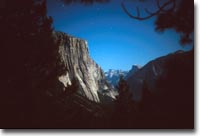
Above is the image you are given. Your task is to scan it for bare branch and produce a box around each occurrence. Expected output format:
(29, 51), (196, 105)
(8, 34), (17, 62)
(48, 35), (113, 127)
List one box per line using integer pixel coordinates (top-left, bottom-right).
(144, 8), (154, 15)
(156, 0), (176, 12)
(156, 0), (162, 9)
(121, 0), (176, 21)
(136, 6), (140, 17)
(121, 2), (156, 20)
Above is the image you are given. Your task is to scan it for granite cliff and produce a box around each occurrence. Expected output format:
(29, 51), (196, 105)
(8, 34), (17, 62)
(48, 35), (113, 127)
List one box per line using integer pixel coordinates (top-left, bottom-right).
(53, 32), (115, 102)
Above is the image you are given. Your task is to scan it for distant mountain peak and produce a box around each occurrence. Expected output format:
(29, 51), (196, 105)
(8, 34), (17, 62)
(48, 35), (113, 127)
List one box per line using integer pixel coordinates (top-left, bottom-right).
(131, 64), (142, 69)
(125, 65), (140, 79)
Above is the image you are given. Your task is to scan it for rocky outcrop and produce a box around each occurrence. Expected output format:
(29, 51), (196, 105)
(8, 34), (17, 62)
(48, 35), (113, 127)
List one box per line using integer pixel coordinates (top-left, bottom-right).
(53, 32), (114, 102)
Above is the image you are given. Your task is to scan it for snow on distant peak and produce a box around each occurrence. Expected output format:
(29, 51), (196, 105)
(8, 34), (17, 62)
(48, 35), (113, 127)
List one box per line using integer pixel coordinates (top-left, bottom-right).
(105, 69), (128, 87)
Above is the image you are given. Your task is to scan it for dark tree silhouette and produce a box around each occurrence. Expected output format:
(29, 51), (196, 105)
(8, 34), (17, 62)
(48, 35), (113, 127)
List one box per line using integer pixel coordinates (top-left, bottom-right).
(110, 75), (137, 128)
(1, 0), (66, 127)
(121, 0), (194, 45)
(115, 75), (134, 115)
(1, 0), (109, 128)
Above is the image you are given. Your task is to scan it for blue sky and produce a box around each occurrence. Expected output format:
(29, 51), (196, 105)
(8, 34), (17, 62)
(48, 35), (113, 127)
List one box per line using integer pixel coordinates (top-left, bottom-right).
(47, 0), (192, 71)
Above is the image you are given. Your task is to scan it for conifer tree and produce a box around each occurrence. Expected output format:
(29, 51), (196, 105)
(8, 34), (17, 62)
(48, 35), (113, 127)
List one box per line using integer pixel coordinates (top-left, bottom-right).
(116, 75), (133, 115)
(1, 0), (65, 126)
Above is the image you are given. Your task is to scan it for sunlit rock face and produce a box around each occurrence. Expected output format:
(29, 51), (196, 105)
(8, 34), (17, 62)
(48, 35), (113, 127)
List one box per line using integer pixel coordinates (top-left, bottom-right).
(54, 31), (115, 102)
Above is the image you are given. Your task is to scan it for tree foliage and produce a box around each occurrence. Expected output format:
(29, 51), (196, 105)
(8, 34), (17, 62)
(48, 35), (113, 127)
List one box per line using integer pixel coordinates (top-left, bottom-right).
(115, 75), (134, 115)
(1, 0), (65, 127)
(122, 0), (194, 45)
(155, 0), (194, 45)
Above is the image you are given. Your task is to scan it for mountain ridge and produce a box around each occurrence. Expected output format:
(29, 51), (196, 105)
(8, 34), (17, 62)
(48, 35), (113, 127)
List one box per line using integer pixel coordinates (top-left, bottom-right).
(126, 50), (193, 101)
